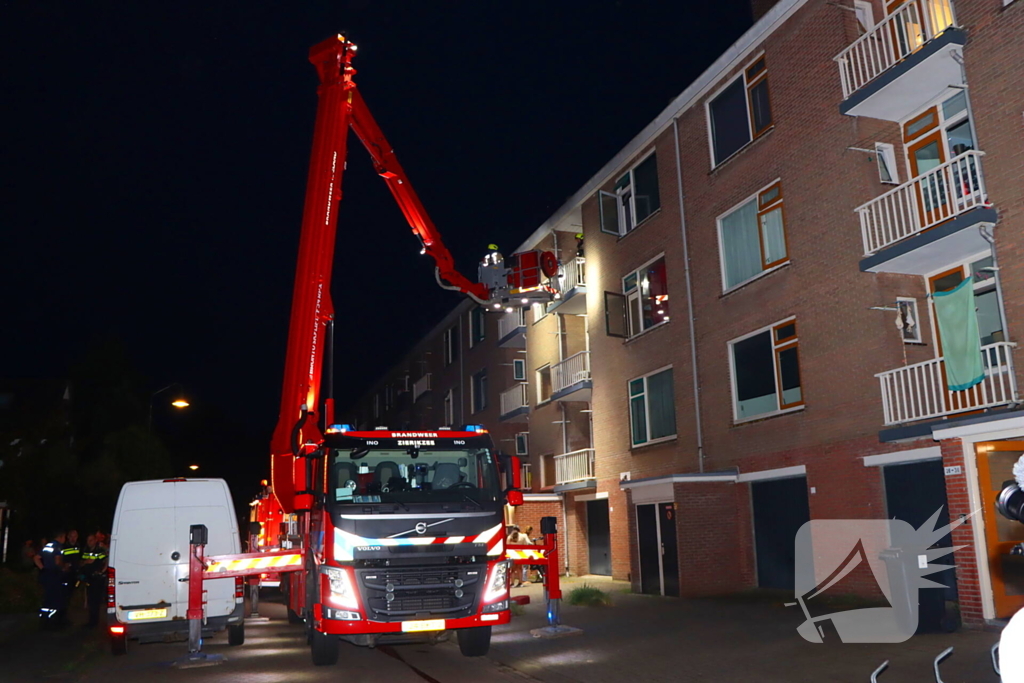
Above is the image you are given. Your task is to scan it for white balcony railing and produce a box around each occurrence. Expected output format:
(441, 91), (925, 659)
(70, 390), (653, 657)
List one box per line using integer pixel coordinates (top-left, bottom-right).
(498, 308), (526, 339)
(555, 257), (586, 295)
(412, 373), (431, 402)
(835, 0), (956, 99)
(877, 342), (1017, 425)
(500, 383), (529, 416)
(554, 448), (595, 485)
(552, 351), (591, 394)
(858, 151), (987, 255)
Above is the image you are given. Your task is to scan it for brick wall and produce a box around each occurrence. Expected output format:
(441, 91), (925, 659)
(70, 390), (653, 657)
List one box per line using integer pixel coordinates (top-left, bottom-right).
(511, 498), (567, 575)
(939, 437), (985, 627)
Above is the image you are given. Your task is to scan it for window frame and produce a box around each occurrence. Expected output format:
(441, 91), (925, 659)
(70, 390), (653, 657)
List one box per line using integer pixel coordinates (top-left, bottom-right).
(515, 432), (529, 456)
(443, 388), (455, 426)
(469, 308), (486, 348)
(621, 253), (670, 339)
(599, 150), (660, 236)
(727, 316), (805, 424)
(716, 179), (789, 293)
(875, 142), (899, 185)
(896, 297), (923, 344)
(535, 364), (552, 405)
(706, 53), (774, 168)
(470, 369), (488, 414)
(628, 364), (677, 448)
(443, 325), (459, 366)
(513, 358), (526, 381)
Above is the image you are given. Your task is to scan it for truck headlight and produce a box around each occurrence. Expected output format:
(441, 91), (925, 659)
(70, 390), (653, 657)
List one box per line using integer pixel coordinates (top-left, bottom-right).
(323, 566), (359, 610)
(483, 560), (511, 604)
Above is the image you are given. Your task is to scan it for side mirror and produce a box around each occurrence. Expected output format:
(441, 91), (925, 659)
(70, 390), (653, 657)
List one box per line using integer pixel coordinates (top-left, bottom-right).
(507, 489), (524, 506)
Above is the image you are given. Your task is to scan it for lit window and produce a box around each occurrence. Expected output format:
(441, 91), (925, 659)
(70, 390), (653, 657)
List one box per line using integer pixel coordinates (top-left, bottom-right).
(730, 319), (803, 421)
(621, 256), (670, 337)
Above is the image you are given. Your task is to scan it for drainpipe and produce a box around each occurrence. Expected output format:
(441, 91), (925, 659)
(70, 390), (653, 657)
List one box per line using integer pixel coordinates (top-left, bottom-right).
(672, 117), (705, 473)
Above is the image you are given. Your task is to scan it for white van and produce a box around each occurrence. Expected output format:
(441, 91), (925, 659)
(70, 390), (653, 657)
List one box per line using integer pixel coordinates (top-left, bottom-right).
(108, 477), (245, 654)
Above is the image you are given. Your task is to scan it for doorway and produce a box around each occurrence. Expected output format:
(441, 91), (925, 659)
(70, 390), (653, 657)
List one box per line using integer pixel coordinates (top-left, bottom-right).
(636, 502), (679, 596)
(975, 441), (1024, 619)
(752, 477), (810, 590)
(586, 499), (611, 576)
(883, 459), (959, 631)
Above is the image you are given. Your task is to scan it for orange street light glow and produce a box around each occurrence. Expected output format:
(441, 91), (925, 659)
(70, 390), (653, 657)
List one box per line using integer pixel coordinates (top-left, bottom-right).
(172, 399), (190, 408)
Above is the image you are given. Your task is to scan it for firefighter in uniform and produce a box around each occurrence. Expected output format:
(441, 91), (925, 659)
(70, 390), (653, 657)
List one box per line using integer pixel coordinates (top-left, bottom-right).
(35, 530), (69, 629)
(80, 534), (108, 627)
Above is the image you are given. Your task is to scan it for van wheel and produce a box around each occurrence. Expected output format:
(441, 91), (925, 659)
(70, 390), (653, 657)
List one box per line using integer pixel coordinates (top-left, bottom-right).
(457, 626), (491, 657)
(310, 627), (339, 666)
(228, 623), (245, 646)
(110, 631), (128, 656)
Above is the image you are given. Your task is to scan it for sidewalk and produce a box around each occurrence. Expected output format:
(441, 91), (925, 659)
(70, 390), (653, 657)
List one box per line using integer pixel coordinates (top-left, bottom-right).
(495, 576), (1002, 683)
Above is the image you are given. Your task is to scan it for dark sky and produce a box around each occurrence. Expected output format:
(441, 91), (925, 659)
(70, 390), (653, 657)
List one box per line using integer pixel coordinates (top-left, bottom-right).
(2, 1), (752, 435)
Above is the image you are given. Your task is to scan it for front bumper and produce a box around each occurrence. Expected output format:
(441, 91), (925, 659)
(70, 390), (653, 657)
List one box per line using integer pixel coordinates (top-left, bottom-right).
(316, 604), (510, 636)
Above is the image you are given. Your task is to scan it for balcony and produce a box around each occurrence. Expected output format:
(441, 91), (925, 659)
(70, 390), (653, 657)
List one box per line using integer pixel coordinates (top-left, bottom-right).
(858, 151), (996, 275)
(499, 383), (529, 422)
(877, 342), (1018, 426)
(412, 373), (431, 402)
(551, 351), (592, 402)
(554, 449), (596, 489)
(835, 0), (964, 121)
(498, 308), (526, 348)
(548, 257), (587, 315)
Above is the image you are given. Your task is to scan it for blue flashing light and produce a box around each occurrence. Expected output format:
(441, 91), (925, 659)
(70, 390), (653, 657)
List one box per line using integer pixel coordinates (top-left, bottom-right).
(462, 424), (487, 433)
(326, 424), (353, 434)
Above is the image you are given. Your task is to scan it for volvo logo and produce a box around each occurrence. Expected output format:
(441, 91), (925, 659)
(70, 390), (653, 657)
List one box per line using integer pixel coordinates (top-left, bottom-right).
(415, 522), (428, 535)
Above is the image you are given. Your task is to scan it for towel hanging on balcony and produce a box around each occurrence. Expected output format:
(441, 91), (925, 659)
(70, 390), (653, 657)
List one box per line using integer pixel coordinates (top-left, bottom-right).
(933, 277), (984, 391)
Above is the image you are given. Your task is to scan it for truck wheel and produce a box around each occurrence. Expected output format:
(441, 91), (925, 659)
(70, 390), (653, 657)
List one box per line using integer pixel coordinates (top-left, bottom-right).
(457, 626), (491, 657)
(310, 627), (339, 666)
(110, 631), (128, 656)
(228, 623), (245, 646)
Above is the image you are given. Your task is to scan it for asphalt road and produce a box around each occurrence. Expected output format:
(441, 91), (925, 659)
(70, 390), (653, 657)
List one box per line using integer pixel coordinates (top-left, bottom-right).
(65, 598), (537, 683)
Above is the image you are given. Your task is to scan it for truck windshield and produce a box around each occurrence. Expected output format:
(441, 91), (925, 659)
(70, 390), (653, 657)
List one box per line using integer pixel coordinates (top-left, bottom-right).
(328, 447), (501, 506)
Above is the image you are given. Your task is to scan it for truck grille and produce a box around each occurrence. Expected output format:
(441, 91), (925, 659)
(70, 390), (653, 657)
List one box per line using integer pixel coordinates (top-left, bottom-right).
(356, 565), (484, 622)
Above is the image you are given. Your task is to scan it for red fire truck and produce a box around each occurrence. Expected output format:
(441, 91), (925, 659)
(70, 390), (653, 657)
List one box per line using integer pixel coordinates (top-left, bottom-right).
(263, 35), (553, 664)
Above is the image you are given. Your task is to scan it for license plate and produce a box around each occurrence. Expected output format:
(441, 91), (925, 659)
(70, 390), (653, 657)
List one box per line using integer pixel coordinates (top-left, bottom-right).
(401, 619), (445, 633)
(127, 608), (167, 621)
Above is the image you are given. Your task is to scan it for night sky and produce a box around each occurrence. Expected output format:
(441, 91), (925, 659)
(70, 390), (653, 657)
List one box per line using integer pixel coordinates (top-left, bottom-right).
(3, 2), (752, 437)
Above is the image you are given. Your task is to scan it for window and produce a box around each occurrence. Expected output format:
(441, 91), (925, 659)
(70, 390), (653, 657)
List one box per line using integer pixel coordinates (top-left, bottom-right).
(470, 308), (486, 347)
(513, 358), (526, 381)
(853, 0), (874, 32)
(970, 256), (1005, 346)
(531, 302), (547, 324)
(621, 256), (670, 337)
(708, 57), (773, 166)
(471, 369), (488, 413)
(875, 143), (898, 185)
(730, 319), (803, 421)
(373, 394), (380, 421)
(718, 181), (788, 290)
(629, 367), (676, 446)
(443, 388), (455, 426)
(536, 365), (552, 404)
(896, 297), (922, 343)
(599, 153), (661, 236)
(515, 432), (529, 456)
(443, 325), (459, 366)
(604, 291), (628, 338)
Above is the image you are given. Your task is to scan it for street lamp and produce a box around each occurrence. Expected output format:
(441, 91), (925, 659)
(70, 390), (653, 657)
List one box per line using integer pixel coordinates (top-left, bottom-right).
(149, 383), (189, 431)
(188, 465), (199, 471)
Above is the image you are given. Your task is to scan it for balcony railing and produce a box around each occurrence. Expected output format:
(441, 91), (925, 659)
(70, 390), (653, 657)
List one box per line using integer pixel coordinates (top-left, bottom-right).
(412, 373), (431, 402)
(552, 351), (591, 394)
(554, 448), (595, 486)
(858, 151), (987, 255)
(498, 308), (526, 339)
(520, 463), (532, 491)
(877, 342), (1017, 426)
(835, 0), (956, 99)
(500, 383), (529, 416)
(555, 257), (586, 294)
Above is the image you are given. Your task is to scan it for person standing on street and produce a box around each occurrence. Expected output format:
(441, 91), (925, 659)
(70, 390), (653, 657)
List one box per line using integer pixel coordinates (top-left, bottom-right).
(35, 530), (69, 629)
(62, 529), (82, 607)
(80, 534), (108, 628)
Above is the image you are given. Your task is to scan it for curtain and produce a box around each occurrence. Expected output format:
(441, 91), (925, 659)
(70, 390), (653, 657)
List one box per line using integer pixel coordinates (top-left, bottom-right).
(760, 207), (787, 265)
(722, 199), (760, 288)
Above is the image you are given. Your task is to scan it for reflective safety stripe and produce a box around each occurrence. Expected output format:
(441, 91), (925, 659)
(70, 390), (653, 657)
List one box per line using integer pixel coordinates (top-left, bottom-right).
(62, 548), (80, 555)
(205, 553), (302, 574)
(506, 548), (546, 561)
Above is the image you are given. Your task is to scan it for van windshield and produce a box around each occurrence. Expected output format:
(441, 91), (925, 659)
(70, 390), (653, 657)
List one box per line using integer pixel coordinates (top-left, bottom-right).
(328, 447), (501, 507)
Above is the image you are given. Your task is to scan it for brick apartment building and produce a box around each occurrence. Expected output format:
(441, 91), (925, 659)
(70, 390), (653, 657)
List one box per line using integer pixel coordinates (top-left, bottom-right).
(346, 0), (1024, 628)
